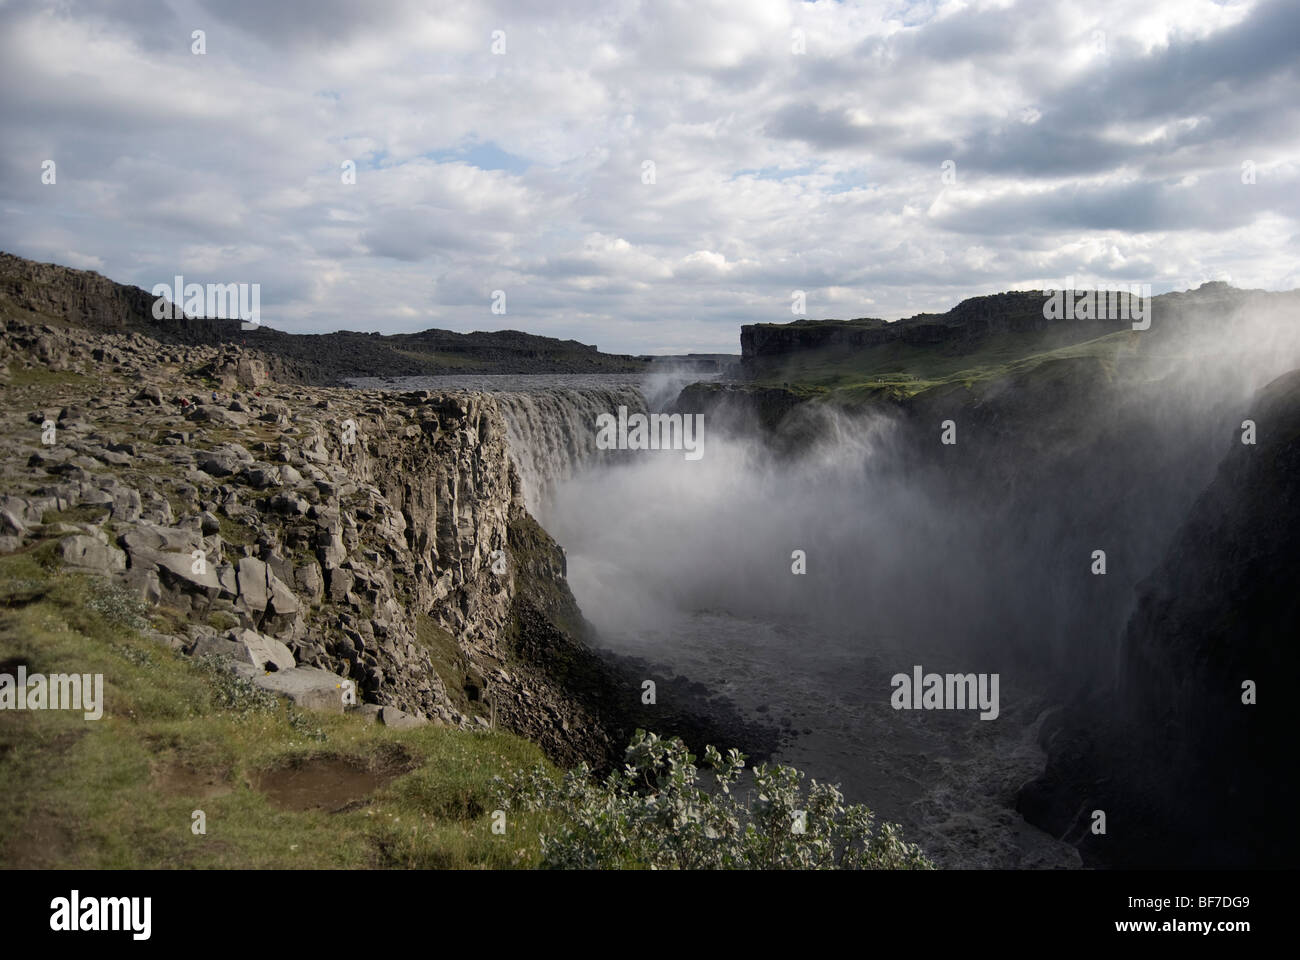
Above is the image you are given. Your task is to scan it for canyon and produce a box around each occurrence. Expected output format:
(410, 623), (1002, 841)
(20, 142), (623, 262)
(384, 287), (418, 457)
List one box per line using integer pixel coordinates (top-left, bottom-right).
(2, 251), (1297, 868)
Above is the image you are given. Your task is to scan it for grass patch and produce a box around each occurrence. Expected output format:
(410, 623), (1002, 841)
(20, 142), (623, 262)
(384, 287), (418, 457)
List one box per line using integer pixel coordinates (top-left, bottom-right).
(217, 515), (257, 547)
(206, 610), (240, 632)
(40, 504), (112, 526)
(752, 328), (1142, 405)
(0, 551), (556, 869)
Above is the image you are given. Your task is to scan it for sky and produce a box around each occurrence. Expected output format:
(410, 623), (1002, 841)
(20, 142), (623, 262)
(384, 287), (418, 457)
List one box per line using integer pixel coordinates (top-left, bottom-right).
(2, 0), (1298, 354)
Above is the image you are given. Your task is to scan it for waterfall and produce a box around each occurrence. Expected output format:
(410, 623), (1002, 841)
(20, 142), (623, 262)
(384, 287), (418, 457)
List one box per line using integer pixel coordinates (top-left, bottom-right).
(345, 373), (657, 519)
(496, 385), (647, 518)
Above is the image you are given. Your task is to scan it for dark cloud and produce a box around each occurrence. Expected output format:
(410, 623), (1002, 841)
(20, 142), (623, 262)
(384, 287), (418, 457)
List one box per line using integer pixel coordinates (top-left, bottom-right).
(193, 0), (415, 50)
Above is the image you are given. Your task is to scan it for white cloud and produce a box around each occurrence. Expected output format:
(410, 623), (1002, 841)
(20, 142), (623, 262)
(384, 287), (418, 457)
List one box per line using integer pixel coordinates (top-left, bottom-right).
(0, 0), (1295, 353)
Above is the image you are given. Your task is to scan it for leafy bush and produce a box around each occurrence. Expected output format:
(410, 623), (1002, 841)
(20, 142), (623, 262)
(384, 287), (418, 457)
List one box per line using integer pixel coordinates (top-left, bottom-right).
(497, 730), (933, 870)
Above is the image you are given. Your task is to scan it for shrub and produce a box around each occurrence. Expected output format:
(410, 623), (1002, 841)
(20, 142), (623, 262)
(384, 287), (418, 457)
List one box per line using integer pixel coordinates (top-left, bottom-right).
(497, 730), (933, 870)
(84, 578), (150, 632)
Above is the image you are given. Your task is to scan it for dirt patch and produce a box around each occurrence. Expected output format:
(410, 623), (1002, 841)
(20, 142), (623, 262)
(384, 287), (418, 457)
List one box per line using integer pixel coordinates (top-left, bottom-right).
(152, 758), (233, 801)
(251, 753), (410, 813)
(0, 808), (79, 868)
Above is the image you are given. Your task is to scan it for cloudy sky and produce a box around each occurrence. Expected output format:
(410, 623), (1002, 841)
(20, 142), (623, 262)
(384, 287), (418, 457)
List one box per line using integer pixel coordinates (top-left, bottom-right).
(2, 0), (1297, 353)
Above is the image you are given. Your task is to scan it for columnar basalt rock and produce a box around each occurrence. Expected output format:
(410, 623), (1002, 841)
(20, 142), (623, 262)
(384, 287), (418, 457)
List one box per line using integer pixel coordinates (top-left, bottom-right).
(0, 310), (630, 763)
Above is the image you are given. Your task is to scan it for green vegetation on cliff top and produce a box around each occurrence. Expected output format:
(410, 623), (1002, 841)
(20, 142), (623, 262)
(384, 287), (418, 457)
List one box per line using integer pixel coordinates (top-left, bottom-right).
(0, 547), (555, 869)
(746, 328), (1143, 403)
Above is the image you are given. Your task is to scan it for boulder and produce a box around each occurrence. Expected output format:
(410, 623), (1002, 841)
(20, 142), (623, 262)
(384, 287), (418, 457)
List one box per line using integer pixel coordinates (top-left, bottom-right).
(149, 548), (225, 599)
(326, 567), (354, 603)
(267, 573), (299, 618)
(233, 628), (296, 672)
(119, 522), (200, 555)
(189, 633), (246, 660)
(198, 450), (240, 477)
(379, 705), (429, 730)
(0, 509), (24, 536)
(134, 384), (163, 405)
(294, 563), (324, 603)
(235, 556), (300, 630)
(236, 357), (267, 389)
(242, 465), (281, 489)
(187, 405), (249, 428)
(57, 535), (126, 575)
(236, 557), (270, 612)
(242, 664), (346, 713)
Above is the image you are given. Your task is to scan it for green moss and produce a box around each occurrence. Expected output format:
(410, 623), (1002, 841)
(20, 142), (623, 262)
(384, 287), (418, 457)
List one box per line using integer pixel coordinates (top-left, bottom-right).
(217, 515), (257, 547)
(754, 328), (1142, 410)
(206, 611), (240, 632)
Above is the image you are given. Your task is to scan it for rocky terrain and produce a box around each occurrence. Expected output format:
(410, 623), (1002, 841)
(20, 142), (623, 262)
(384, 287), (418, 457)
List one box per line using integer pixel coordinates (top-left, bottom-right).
(0, 311), (726, 769)
(0, 252), (649, 385)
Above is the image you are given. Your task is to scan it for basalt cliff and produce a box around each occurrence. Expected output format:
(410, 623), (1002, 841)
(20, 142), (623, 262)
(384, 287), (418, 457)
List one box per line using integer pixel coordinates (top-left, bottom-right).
(0, 256), (766, 771)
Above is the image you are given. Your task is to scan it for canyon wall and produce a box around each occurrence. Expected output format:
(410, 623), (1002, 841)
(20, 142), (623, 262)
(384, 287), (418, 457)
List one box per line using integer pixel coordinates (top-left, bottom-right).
(0, 252), (647, 384)
(0, 312), (633, 767)
(1018, 369), (1300, 867)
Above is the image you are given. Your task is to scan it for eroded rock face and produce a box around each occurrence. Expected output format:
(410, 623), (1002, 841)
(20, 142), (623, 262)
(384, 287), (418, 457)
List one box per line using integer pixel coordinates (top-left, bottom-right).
(0, 310), (642, 766)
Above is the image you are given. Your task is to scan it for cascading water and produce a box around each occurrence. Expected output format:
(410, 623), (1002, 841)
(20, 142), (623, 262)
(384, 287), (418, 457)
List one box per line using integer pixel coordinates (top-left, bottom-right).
(495, 386), (646, 520)
(348, 372), (656, 522)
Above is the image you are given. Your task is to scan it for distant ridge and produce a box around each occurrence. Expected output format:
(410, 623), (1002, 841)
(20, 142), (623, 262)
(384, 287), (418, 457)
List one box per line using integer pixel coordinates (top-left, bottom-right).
(740, 282), (1300, 378)
(0, 252), (649, 384)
